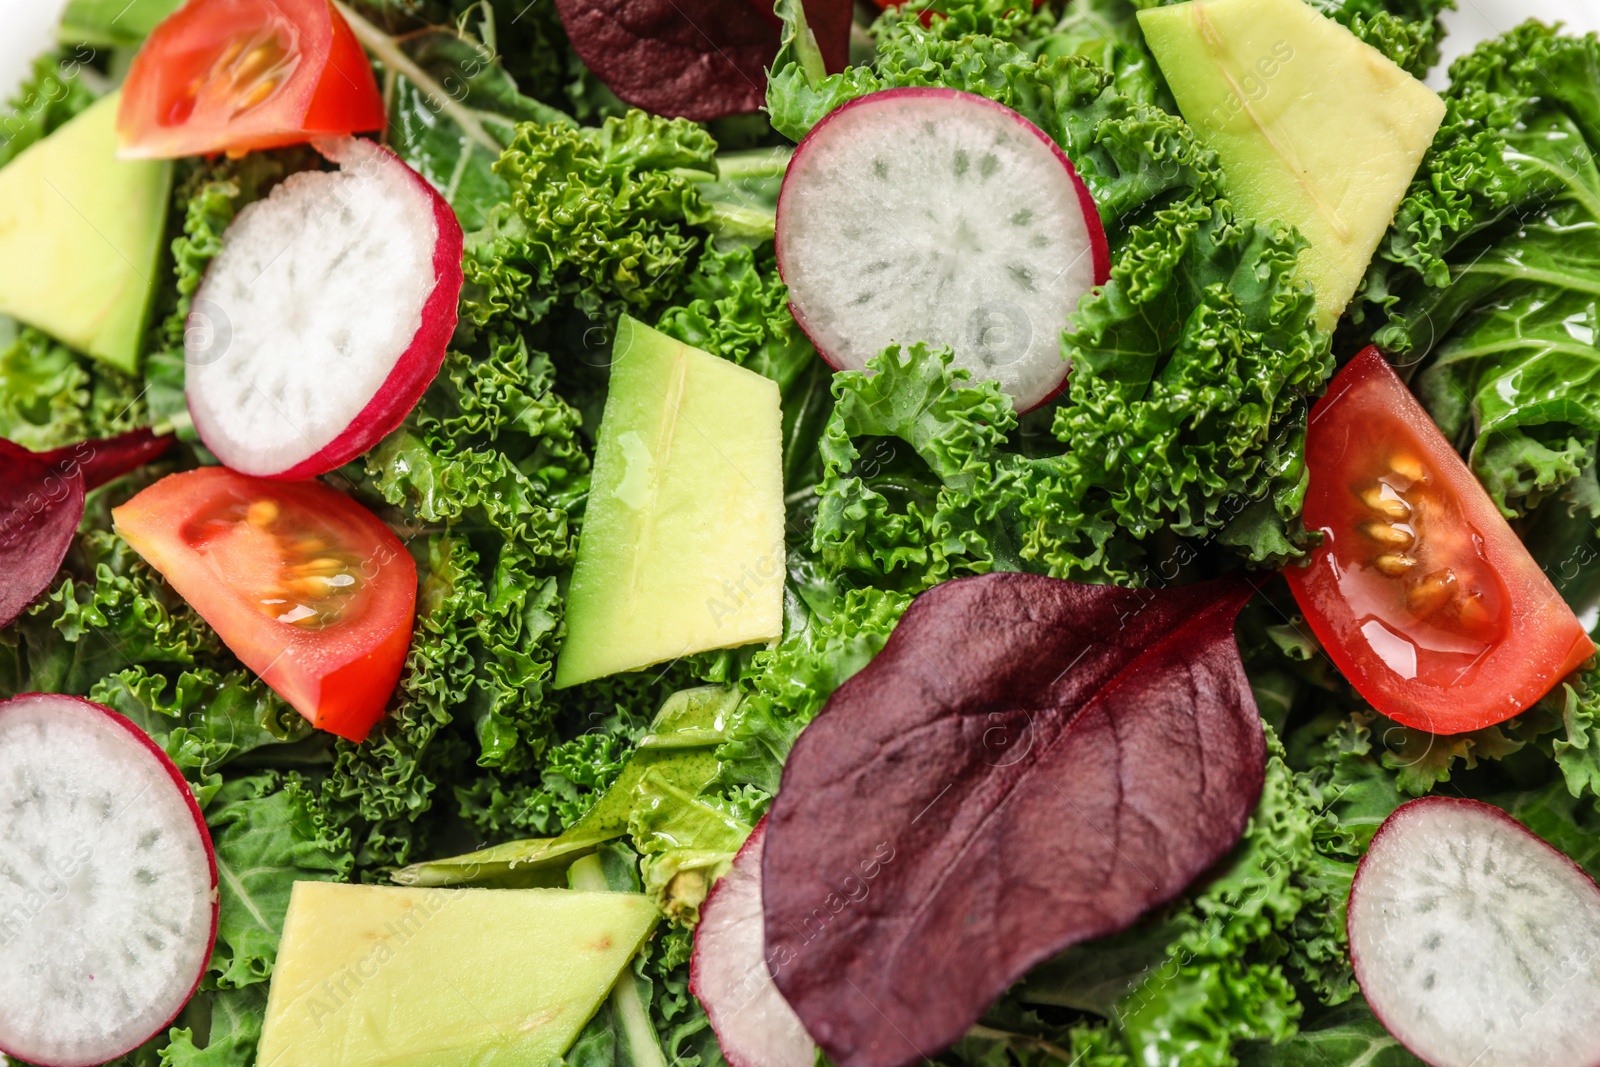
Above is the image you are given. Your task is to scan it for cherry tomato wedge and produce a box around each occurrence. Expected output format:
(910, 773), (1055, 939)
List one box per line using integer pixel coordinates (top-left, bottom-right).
(116, 0), (384, 160)
(112, 468), (415, 741)
(1285, 346), (1593, 734)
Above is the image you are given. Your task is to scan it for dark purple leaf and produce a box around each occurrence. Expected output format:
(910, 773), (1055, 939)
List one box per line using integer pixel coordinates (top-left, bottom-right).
(761, 572), (1266, 1067)
(39, 428), (172, 492)
(0, 441), (85, 628)
(0, 429), (173, 627)
(554, 0), (851, 121)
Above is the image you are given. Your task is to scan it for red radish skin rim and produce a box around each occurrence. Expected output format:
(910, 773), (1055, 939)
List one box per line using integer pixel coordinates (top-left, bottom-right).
(0, 694), (219, 1067)
(689, 816), (816, 1067)
(1347, 796), (1600, 1067)
(689, 817), (760, 1064)
(262, 141), (463, 481)
(183, 139), (464, 482)
(774, 86), (1112, 414)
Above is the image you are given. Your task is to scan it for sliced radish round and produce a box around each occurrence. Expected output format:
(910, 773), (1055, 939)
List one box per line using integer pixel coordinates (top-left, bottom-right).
(690, 818), (817, 1067)
(775, 87), (1110, 413)
(1349, 796), (1600, 1067)
(0, 694), (217, 1067)
(185, 136), (463, 479)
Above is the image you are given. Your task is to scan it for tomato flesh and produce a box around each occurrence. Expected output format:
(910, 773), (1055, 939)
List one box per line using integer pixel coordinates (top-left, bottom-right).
(117, 0), (384, 160)
(1286, 347), (1593, 734)
(113, 468), (416, 741)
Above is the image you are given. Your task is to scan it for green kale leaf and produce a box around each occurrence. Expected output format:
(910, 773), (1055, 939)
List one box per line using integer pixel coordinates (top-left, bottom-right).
(714, 583), (911, 798)
(461, 112), (717, 329)
(0, 48), (97, 169)
(1235, 1000), (1424, 1066)
(160, 985), (269, 1067)
(203, 773), (353, 989)
(0, 326), (147, 450)
(1054, 197), (1330, 562)
(1359, 23), (1600, 517)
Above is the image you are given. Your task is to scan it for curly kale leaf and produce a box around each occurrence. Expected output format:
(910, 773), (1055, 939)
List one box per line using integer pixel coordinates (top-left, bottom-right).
(1033, 0), (1172, 107)
(457, 727), (634, 840)
(462, 112), (717, 328)
(0, 48), (97, 168)
(1358, 23), (1600, 517)
(356, 340), (582, 774)
(90, 664), (312, 785)
(798, 344), (1145, 585)
(714, 584), (911, 799)
(323, 340), (586, 862)
(1054, 197), (1330, 562)
(318, 533), (481, 868)
(1550, 660), (1600, 799)
(11, 530), (219, 698)
(812, 345), (1026, 591)
(0, 326), (147, 450)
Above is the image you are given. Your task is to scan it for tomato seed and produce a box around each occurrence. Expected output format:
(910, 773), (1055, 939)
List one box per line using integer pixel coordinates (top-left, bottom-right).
(1390, 453), (1425, 482)
(1375, 553), (1416, 576)
(247, 499), (278, 528)
(1364, 522), (1414, 547)
(1361, 484), (1411, 520)
(1407, 568), (1458, 614)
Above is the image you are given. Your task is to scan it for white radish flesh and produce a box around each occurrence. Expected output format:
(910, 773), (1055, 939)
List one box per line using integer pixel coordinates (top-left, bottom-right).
(0, 694), (217, 1067)
(775, 87), (1109, 412)
(690, 818), (817, 1067)
(185, 136), (462, 479)
(1349, 796), (1600, 1067)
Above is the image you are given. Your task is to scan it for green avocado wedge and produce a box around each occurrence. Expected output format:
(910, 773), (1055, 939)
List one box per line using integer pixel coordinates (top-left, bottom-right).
(554, 316), (785, 688)
(257, 882), (659, 1066)
(0, 91), (171, 372)
(1139, 0), (1444, 332)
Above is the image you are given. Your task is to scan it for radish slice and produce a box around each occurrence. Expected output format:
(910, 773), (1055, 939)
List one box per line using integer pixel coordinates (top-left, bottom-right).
(774, 88), (1110, 413)
(1349, 796), (1600, 1067)
(690, 818), (817, 1067)
(184, 136), (463, 480)
(0, 694), (218, 1067)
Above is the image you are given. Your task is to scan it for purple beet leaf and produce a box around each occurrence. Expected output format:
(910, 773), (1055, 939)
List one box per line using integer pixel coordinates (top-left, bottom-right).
(554, 0), (851, 121)
(0, 440), (86, 628)
(0, 429), (173, 627)
(761, 572), (1267, 1067)
(39, 427), (172, 492)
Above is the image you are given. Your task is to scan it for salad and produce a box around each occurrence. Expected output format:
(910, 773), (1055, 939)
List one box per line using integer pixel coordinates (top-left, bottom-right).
(3, 0), (1600, 1064)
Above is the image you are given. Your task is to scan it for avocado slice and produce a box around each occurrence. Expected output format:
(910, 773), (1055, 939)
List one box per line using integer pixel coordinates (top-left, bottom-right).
(0, 91), (171, 372)
(257, 882), (660, 1066)
(555, 316), (784, 688)
(1138, 0), (1445, 331)
(59, 0), (183, 47)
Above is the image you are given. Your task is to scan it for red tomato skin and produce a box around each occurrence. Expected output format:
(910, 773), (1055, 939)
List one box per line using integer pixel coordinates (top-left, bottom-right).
(112, 468), (416, 741)
(299, 5), (386, 136)
(117, 0), (384, 160)
(1286, 346), (1593, 735)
